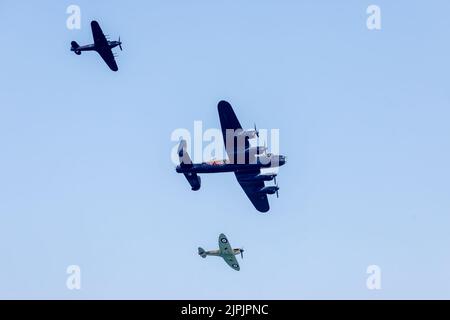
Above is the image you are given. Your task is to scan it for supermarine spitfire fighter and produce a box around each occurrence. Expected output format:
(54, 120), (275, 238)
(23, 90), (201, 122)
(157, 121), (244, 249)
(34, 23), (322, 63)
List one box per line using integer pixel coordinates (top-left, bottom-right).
(198, 234), (244, 271)
(70, 20), (122, 71)
(176, 100), (287, 213)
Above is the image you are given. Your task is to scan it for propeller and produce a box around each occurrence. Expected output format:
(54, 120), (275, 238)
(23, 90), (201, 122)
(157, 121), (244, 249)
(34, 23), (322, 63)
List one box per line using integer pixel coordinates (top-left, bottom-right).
(118, 37), (123, 51)
(254, 123), (259, 138)
(275, 181), (279, 198)
(273, 175), (277, 185)
(240, 248), (245, 259)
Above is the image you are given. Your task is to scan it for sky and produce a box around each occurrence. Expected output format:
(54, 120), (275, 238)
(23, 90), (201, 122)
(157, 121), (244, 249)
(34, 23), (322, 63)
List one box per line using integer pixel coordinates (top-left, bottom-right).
(0, 0), (449, 299)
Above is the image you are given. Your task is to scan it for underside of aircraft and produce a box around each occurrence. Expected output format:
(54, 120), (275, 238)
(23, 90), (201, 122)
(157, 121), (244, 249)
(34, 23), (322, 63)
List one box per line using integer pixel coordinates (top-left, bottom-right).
(70, 20), (122, 71)
(176, 100), (286, 212)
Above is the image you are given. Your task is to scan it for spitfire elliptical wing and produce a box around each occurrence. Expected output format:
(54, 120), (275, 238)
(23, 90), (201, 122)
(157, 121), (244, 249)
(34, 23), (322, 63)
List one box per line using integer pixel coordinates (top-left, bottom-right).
(218, 234), (240, 271)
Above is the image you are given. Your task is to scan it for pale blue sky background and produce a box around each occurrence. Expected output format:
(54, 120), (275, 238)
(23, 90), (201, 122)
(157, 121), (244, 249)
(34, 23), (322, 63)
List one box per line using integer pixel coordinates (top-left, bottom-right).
(0, 0), (449, 299)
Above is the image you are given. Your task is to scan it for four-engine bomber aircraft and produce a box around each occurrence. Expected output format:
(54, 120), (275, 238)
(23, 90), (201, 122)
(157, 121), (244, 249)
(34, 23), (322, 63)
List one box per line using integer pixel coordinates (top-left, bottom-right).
(198, 234), (244, 271)
(70, 20), (122, 71)
(176, 100), (286, 212)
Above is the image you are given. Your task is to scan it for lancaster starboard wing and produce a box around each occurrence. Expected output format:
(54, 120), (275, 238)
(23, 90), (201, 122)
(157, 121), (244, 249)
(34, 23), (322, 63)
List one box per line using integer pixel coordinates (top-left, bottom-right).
(235, 170), (270, 213)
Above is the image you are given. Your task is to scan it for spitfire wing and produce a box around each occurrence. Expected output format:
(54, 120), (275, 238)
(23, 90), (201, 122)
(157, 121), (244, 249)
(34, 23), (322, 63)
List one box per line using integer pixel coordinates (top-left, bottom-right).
(218, 233), (233, 253)
(218, 234), (240, 271)
(222, 254), (240, 271)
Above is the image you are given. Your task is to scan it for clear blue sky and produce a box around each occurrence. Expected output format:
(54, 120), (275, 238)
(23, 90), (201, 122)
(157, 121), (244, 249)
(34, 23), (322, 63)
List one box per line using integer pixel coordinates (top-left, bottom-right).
(0, 0), (449, 299)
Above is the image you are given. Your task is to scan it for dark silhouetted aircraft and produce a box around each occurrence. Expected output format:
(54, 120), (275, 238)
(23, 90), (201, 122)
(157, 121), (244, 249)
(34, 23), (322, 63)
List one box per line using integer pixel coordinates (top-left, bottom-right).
(70, 20), (122, 71)
(176, 100), (287, 213)
(198, 234), (244, 271)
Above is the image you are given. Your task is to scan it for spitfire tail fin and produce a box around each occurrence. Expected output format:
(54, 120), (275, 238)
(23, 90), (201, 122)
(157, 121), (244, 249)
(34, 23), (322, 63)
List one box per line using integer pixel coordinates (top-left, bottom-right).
(198, 247), (207, 258)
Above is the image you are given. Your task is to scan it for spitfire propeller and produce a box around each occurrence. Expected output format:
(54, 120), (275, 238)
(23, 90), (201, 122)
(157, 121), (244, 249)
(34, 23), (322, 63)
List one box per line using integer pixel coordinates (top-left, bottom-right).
(118, 37), (123, 51)
(254, 123), (259, 138)
(275, 181), (279, 198)
(240, 248), (245, 259)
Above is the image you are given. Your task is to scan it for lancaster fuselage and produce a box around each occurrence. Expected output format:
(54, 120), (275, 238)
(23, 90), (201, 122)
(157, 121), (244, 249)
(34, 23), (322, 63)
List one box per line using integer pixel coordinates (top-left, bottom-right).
(176, 155), (286, 174)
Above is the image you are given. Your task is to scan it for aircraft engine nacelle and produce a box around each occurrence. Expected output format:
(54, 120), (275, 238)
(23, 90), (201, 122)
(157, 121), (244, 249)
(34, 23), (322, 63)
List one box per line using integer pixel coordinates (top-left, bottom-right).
(234, 146), (267, 158)
(246, 146), (267, 156)
(259, 153), (286, 168)
(257, 186), (279, 195)
(235, 129), (258, 139)
(241, 173), (276, 182)
(75, 50), (81, 55)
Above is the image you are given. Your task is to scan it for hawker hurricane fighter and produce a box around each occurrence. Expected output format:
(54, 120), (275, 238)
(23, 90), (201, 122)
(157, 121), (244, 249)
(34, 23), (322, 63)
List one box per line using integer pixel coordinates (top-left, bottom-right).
(70, 20), (122, 71)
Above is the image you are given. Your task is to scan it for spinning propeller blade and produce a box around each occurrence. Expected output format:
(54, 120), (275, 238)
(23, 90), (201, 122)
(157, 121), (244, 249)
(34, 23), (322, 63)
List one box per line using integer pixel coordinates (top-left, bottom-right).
(276, 181), (279, 198)
(118, 37), (123, 51)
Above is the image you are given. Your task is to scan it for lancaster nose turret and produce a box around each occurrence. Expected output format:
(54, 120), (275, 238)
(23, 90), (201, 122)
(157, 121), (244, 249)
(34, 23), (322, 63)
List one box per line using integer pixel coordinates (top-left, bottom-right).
(279, 155), (287, 166)
(260, 153), (287, 168)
